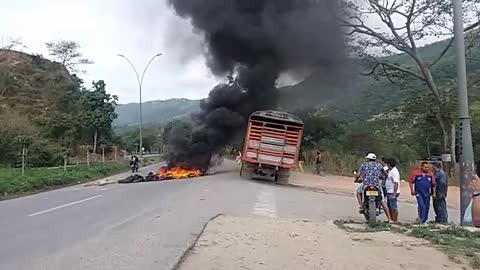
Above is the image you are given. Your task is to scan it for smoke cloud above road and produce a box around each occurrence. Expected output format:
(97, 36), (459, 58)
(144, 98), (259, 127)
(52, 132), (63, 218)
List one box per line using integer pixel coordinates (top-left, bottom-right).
(164, 0), (347, 169)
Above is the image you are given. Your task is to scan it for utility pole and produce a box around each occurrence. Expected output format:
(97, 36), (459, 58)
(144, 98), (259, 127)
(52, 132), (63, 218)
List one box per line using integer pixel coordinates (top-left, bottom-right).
(118, 53), (163, 161)
(453, 0), (475, 225)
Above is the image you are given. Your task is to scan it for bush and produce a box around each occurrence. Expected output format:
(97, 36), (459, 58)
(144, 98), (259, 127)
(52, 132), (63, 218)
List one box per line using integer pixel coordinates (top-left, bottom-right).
(303, 149), (364, 176)
(303, 147), (417, 179)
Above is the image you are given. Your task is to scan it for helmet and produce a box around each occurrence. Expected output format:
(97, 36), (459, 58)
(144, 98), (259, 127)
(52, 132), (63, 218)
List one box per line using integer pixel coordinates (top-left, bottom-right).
(365, 153), (377, 160)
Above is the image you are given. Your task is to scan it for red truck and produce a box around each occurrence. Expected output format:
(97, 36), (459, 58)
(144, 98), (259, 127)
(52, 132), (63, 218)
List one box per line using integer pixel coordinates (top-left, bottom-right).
(240, 110), (304, 184)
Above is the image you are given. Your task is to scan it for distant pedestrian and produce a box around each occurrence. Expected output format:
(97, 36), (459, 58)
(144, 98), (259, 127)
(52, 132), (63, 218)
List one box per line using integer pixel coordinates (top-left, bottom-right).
(315, 151), (324, 175)
(432, 162), (448, 224)
(236, 150), (242, 165)
(298, 148), (305, 173)
(409, 162), (436, 224)
(385, 158), (400, 223)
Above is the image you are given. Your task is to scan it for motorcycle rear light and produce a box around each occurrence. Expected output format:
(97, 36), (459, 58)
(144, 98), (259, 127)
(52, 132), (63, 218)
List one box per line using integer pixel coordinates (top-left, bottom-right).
(368, 186), (376, 190)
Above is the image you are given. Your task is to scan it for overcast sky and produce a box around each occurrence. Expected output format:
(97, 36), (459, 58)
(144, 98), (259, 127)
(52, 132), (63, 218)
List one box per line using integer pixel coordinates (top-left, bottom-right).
(1, 0), (218, 104)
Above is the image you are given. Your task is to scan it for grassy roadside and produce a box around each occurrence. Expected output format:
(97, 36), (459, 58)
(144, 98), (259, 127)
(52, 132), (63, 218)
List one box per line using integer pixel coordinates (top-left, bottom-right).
(334, 220), (480, 269)
(409, 224), (480, 268)
(0, 162), (129, 199)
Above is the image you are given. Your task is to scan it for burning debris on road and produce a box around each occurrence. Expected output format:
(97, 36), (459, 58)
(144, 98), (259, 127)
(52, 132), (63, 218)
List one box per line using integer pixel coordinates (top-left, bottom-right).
(158, 166), (203, 180)
(118, 167), (208, 184)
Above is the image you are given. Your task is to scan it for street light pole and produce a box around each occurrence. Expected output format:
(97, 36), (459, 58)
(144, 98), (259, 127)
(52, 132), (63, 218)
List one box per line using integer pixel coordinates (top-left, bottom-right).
(452, 0), (475, 225)
(118, 53), (163, 161)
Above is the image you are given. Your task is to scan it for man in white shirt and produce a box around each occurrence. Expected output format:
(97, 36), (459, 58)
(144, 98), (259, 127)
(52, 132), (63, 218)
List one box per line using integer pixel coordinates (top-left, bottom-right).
(385, 158), (401, 223)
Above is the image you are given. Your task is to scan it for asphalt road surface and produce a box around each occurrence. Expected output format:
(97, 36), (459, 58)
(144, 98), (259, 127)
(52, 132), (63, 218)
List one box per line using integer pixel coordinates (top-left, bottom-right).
(0, 162), (459, 270)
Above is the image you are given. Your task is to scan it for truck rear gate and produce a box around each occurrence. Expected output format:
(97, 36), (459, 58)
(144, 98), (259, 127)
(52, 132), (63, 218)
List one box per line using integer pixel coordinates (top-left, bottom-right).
(240, 111), (304, 184)
(244, 119), (303, 168)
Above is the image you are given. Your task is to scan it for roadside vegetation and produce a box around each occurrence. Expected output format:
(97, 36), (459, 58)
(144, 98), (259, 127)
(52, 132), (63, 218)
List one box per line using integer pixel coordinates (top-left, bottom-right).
(0, 40), (131, 198)
(0, 162), (128, 199)
(0, 40), (120, 169)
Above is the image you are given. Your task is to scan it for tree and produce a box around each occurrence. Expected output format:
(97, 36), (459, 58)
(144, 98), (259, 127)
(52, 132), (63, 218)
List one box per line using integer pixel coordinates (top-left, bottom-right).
(1, 36), (27, 51)
(123, 127), (160, 154)
(341, 0), (480, 158)
(81, 80), (118, 154)
(16, 136), (33, 176)
(45, 40), (93, 73)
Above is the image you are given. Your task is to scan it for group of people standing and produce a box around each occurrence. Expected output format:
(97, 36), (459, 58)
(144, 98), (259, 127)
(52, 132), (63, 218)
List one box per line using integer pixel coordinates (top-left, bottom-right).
(355, 153), (448, 224)
(409, 161), (449, 224)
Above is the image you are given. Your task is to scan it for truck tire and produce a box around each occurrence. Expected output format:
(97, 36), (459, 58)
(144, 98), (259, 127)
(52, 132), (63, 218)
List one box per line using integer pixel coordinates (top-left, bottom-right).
(275, 168), (290, 184)
(240, 161), (253, 179)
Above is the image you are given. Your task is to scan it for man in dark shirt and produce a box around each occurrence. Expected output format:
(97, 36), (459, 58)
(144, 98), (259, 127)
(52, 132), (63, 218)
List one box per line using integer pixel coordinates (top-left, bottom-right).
(432, 162), (448, 224)
(315, 151), (323, 175)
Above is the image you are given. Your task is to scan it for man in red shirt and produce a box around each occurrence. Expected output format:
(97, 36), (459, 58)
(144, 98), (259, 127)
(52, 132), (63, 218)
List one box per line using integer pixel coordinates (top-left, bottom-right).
(409, 162), (436, 224)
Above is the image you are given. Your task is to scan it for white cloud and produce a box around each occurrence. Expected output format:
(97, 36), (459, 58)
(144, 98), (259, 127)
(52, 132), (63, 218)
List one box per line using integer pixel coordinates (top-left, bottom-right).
(1, 0), (218, 103)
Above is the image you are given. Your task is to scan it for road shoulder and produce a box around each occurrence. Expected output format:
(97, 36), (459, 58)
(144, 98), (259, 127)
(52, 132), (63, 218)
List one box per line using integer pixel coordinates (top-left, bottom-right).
(178, 215), (465, 270)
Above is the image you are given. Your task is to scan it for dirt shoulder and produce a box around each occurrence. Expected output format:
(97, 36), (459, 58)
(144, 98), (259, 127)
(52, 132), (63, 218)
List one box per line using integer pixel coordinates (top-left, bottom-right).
(179, 216), (465, 270)
(289, 172), (460, 209)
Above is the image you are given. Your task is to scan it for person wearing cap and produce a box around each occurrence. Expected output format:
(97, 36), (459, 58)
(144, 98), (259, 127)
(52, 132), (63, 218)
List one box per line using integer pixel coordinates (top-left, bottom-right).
(432, 162), (448, 224)
(355, 153), (392, 222)
(409, 162), (436, 224)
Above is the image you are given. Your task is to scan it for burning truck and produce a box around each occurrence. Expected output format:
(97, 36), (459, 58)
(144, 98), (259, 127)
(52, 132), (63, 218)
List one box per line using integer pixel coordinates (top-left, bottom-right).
(240, 110), (304, 184)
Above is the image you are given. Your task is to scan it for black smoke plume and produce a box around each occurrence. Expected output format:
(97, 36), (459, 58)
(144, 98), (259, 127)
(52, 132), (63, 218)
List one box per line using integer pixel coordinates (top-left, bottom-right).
(165, 0), (347, 170)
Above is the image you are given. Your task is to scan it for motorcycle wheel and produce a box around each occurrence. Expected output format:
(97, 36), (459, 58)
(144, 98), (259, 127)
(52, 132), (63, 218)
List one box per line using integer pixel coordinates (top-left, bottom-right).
(367, 198), (377, 226)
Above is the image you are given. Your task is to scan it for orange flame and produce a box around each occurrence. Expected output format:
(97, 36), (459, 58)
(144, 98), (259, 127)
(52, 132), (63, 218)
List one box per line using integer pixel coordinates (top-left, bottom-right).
(159, 166), (202, 179)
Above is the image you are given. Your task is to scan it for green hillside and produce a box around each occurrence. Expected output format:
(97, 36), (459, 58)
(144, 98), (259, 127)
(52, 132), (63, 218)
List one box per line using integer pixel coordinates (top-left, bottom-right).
(114, 98), (200, 127)
(279, 37), (480, 123)
(115, 37), (480, 129)
(0, 49), (118, 167)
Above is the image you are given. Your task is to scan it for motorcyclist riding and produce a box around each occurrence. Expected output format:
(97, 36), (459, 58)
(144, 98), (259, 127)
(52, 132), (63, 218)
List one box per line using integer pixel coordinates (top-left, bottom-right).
(355, 153), (392, 223)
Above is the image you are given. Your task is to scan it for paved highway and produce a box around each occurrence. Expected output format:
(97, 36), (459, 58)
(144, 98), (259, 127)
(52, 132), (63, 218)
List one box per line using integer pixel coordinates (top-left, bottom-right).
(0, 162), (459, 270)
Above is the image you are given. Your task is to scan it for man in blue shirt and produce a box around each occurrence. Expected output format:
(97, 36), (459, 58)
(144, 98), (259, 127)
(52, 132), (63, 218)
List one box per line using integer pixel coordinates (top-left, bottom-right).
(432, 162), (448, 224)
(409, 162), (436, 224)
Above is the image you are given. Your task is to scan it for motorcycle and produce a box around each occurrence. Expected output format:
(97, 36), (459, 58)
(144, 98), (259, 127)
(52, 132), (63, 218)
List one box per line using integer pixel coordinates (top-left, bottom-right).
(354, 170), (383, 226)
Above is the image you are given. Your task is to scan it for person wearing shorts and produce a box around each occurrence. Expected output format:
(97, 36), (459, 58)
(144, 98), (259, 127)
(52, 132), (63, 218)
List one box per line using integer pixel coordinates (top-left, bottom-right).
(386, 158), (401, 223)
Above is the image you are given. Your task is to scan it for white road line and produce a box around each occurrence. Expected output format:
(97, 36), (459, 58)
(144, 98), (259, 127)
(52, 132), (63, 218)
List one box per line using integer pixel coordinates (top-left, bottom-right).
(28, 195), (103, 217)
(253, 186), (277, 218)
